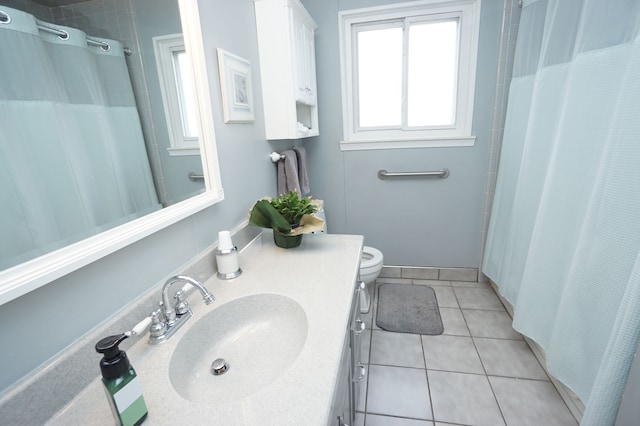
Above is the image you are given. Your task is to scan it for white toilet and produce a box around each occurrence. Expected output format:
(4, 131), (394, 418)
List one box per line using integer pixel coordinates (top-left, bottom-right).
(311, 204), (382, 312)
(359, 246), (384, 313)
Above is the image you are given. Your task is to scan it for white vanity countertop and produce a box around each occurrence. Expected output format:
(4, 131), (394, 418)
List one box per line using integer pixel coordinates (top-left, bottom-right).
(46, 232), (363, 426)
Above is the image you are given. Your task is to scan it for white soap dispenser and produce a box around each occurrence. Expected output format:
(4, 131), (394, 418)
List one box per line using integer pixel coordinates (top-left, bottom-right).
(215, 230), (242, 279)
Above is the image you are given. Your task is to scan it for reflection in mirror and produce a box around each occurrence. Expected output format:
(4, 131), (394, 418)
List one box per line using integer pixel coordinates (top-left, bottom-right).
(0, 0), (208, 272)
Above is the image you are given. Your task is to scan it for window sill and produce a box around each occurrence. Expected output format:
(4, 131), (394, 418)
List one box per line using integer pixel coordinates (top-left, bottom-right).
(168, 147), (201, 157)
(339, 136), (476, 151)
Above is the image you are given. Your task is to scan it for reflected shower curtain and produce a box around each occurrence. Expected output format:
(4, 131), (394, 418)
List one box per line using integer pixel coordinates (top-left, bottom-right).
(0, 6), (160, 270)
(483, 0), (640, 424)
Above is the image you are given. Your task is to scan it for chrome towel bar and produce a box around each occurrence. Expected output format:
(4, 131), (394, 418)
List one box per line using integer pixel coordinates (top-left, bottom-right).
(377, 168), (450, 179)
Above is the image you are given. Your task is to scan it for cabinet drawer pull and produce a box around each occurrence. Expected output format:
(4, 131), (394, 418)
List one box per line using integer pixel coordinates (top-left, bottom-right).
(354, 364), (367, 383)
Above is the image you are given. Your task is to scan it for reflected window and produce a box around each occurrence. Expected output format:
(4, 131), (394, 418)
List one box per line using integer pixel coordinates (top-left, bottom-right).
(154, 34), (200, 156)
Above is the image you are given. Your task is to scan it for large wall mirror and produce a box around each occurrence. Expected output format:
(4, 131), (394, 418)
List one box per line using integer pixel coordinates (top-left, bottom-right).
(0, 0), (223, 304)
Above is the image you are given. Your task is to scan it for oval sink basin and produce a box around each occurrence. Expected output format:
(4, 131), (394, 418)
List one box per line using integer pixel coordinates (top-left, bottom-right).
(169, 294), (308, 403)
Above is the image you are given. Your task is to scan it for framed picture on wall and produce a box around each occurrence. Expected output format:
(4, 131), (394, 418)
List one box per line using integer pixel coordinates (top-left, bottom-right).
(216, 48), (255, 123)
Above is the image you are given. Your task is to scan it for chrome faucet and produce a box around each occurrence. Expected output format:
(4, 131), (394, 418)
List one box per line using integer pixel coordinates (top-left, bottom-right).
(149, 275), (215, 345)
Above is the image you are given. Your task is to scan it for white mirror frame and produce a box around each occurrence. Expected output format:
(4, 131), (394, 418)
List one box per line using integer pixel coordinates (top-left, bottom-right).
(0, 0), (223, 306)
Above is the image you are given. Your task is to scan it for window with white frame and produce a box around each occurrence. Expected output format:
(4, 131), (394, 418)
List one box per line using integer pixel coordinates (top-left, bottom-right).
(153, 34), (200, 156)
(339, 0), (480, 150)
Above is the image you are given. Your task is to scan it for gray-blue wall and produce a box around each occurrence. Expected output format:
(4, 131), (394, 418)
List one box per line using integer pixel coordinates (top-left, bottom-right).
(0, 0), (503, 394)
(303, 0), (501, 267)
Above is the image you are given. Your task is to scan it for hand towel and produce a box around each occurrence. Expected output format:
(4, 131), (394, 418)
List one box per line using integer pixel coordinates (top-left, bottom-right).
(293, 146), (310, 195)
(277, 150), (301, 196)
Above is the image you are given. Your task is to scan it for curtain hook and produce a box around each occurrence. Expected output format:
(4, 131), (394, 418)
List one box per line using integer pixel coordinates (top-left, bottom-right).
(0, 10), (12, 24)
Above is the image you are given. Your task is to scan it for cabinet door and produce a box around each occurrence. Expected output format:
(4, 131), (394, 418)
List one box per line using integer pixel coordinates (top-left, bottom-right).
(291, 10), (316, 106)
(292, 15), (307, 104)
(255, 0), (319, 139)
(301, 22), (317, 105)
(328, 338), (352, 426)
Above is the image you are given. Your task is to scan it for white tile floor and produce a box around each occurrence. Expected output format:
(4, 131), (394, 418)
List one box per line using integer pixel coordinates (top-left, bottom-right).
(354, 279), (578, 426)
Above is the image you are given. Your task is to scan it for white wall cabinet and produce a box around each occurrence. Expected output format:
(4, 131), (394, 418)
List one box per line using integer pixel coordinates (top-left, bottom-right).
(254, 0), (319, 139)
(292, 14), (317, 106)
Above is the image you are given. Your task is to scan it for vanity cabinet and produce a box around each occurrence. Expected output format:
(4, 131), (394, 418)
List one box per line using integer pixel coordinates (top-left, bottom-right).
(329, 281), (366, 426)
(254, 0), (319, 139)
(32, 233), (365, 425)
(330, 334), (352, 426)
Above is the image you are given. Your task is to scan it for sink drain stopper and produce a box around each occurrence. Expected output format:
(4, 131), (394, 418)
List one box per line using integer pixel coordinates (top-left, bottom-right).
(211, 358), (229, 375)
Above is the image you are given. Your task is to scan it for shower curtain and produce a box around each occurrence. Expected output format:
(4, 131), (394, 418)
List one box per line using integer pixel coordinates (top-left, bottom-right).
(0, 6), (160, 270)
(483, 0), (640, 424)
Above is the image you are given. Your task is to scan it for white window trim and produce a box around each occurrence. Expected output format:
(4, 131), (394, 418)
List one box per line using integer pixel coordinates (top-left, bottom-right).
(153, 33), (200, 156)
(339, 0), (481, 150)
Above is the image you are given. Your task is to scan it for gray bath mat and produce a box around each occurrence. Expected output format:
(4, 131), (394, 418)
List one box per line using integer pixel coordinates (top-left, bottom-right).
(376, 284), (443, 335)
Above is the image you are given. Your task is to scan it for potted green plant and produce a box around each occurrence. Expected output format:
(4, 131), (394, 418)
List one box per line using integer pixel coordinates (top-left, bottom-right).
(249, 191), (324, 248)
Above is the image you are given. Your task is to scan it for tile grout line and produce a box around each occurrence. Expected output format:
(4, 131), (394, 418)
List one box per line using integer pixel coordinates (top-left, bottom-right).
(365, 279), (576, 425)
(419, 334), (437, 424)
(486, 369), (509, 425)
(467, 285), (509, 426)
(457, 290), (490, 379)
(366, 358), (556, 382)
(490, 282), (581, 421)
(470, 282), (509, 426)
(448, 282), (508, 425)
(367, 282), (434, 425)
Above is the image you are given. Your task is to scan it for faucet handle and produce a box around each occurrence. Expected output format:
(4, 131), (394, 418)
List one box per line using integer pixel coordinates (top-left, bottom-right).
(149, 310), (166, 338)
(174, 290), (190, 316)
(159, 298), (176, 326)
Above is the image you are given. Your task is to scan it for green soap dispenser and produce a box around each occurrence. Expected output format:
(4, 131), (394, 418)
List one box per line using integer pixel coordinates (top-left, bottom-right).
(95, 334), (148, 426)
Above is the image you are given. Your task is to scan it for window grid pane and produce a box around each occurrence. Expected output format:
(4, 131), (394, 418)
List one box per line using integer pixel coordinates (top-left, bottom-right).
(407, 19), (458, 127)
(356, 27), (403, 128)
(174, 51), (199, 139)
